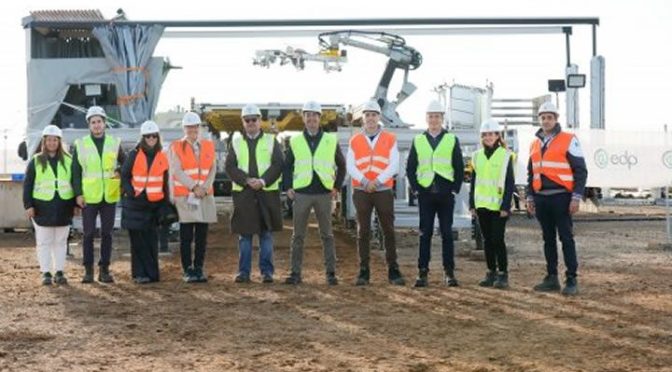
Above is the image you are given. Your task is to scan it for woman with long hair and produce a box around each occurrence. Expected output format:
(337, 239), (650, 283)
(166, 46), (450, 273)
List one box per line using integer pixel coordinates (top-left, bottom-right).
(469, 119), (515, 289)
(23, 125), (76, 285)
(120, 121), (170, 284)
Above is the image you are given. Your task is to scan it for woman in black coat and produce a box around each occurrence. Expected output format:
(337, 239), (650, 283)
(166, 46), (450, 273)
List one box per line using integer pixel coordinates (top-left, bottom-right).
(121, 121), (170, 284)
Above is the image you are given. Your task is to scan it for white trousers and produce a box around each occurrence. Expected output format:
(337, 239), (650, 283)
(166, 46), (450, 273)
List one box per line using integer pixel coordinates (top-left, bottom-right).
(32, 221), (70, 273)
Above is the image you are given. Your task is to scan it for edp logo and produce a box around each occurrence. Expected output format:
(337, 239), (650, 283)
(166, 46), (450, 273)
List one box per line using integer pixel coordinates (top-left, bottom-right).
(594, 149), (638, 170)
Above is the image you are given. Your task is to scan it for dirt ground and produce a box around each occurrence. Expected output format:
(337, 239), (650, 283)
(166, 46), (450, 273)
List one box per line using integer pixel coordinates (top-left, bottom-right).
(1, 206), (671, 372)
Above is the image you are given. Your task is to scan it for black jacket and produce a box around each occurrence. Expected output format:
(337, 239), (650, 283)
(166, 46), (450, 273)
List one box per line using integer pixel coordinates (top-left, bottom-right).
(282, 129), (346, 194)
(120, 148), (169, 231)
(526, 123), (588, 198)
(71, 134), (127, 202)
(469, 144), (515, 212)
(23, 155), (76, 227)
(406, 130), (464, 195)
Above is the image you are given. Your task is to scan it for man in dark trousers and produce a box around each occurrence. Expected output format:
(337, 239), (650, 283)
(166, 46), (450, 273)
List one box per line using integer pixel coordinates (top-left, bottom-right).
(527, 101), (587, 296)
(406, 100), (464, 288)
(225, 104), (284, 284)
(72, 106), (126, 283)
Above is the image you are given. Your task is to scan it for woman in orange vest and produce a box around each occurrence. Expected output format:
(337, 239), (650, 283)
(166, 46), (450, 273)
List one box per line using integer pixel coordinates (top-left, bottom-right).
(168, 112), (218, 283)
(121, 121), (170, 284)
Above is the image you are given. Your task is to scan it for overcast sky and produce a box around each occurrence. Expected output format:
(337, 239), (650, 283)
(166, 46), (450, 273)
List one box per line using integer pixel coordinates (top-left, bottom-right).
(1, 0), (670, 141)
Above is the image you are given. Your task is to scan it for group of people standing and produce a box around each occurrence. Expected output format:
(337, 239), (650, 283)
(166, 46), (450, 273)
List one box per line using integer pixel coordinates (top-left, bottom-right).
(23, 98), (586, 295)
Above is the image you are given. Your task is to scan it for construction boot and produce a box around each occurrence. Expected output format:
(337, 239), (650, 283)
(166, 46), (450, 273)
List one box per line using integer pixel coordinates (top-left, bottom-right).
(493, 272), (509, 289)
(41, 272), (52, 286)
(98, 265), (114, 283)
(388, 264), (405, 286)
(234, 273), (251, 283)
(561, 275), (579, 296)
(444, 270), (459, 287)
(355, 267), (370, 286)
(479, 271), (497, 287)
(81, 265), (94, 284)
(326, 272), (338, 286)
(414, 268), (429, 288)
(533, 274), (561, 292)
(53, 271), (68, 285)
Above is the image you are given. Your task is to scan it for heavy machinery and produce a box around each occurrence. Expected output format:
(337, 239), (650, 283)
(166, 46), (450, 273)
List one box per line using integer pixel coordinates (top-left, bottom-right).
(254, 30), (422, 128)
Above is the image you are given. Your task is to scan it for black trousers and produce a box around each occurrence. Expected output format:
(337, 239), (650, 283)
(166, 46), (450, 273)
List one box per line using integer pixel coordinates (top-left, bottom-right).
(179, 223), (208, 271)
(417, 192), (455, 273)
(534, 193), (578, 277)
(129, 227), (159, 281)
(82, 202), (116, 267)
(476, 208), (508, 272)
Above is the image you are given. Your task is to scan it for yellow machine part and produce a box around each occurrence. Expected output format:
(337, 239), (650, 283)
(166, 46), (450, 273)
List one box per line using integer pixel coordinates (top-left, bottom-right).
(203, 108), (345, 133)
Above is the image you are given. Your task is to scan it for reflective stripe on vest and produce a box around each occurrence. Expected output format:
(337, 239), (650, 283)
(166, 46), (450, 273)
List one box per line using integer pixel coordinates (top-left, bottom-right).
(472, 147), (511, 211)
(349, 130), (396, 188)
(32, 155), (74, 201)
(131, 149), (168, 202)
(290, 133), (337, 190)
(231, 132), (279, 192)
(530, 132), (575, 192)
(171, 139), (215, 197)
(75, 135), (121, 204)
(414, 133), (456, 188)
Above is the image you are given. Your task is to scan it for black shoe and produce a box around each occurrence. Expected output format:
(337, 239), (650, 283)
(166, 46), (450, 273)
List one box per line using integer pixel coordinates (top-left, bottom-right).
(493, 272), (509, 289)
(479, 271), (496, 287)
(388, 265), (405, 286)
(98, 265), (114, 283)
(81, 265), (94, 284)
(326, 272), (338, 286)
(355, 267), (370, 286)
(444, 271), (459, 287)
(414, 268), (429, 288)
(234, 273), (251, 283)
(562, 276), (579, 296)
(194, 267), (208, 283)
(533, 274), (561, 292)
(183, 268), (197, 283)
(134, 276), (151, 284)
(53, 271), (68, 285)
(284, 272), (302, 285)
(262, 273), (274, 284)
(41, 272), (52, 286)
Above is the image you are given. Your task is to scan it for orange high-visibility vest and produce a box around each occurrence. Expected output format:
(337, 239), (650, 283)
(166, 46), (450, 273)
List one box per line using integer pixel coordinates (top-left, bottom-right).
(171, 139), (215, 197)
(530, 132), (575, 192)
(350, 130), (396, 188)
(131, 149), (169, 202)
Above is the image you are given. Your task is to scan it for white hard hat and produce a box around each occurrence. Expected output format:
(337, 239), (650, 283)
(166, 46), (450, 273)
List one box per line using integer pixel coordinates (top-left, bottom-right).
(181, 112), (202, 127)
(537, 101), (559, 117)
(302, 101), (322, 115)
(140, 120), (160, 135)
(362, 100), (381, 114)
(241, 103), (262, 118)
(85, 106), (107, 122)
(480, 119), (501, 133)
(42, 125), (62, 138)
(426, 100), (445, 114)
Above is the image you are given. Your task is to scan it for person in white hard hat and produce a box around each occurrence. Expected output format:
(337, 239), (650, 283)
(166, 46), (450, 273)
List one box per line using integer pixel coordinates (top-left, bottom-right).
(527, 101), (587, 296)
(168, 112), (217, 283)
(406, 100), (464, 288)
(469, 119), (515, 289)
(346, 99), (405, 286)
(282, 101), (346, 285)
(225, 104), (284, 283)
(72, 106), (126, 284)
(120, 121), (169, 284)
(23, 125), (76, 285)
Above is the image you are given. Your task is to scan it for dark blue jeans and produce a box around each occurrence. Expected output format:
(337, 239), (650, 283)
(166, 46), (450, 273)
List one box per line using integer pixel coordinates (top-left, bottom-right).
(417, 192), (455, 273)
(238, 230), (274, 277)
(82, 202), (116, 267)
(534, 193), (578, 277)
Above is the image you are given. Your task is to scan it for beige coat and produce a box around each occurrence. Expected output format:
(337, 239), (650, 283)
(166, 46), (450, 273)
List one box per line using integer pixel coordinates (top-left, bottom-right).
(168, 138), (218, 224)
